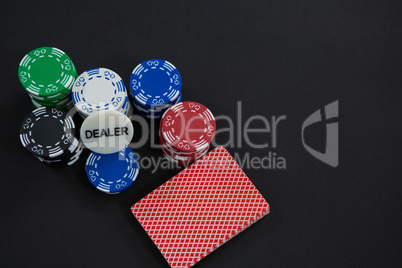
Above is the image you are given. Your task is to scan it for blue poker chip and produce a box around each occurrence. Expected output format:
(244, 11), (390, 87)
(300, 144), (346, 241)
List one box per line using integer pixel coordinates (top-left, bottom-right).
(85, 147), (139, 194)
(131, 91), (181, 112)
(130, 59), (181, 107)
(133, 102), (165, 115)
(133, 92), (182, 119)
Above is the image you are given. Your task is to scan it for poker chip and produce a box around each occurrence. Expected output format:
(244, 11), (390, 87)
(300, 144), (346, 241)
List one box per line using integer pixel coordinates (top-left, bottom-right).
(126, 100), (133, 117)
(120, 96), (134, 117)
(160, 101), (216, 165)
(18, 47), (77, 110)
(31, 96), (74, 110)
(80, 110), (134, 154)
(36, 145), (84, 167)
(129, 59), (182, 119)
(72, 68), (130, 118)
(160, 136), (205, 165)
(19, 107), (83, 166)
(85, 147), (139, 194)
(133, 92), (182, 119)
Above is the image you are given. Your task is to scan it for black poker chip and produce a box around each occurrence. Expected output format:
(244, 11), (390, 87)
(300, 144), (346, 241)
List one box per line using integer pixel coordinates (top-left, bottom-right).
(19, 107), (83, 166)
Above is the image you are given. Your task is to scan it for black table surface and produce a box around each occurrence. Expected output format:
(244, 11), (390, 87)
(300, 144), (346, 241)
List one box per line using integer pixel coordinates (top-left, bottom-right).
(1, 1), (401, 267)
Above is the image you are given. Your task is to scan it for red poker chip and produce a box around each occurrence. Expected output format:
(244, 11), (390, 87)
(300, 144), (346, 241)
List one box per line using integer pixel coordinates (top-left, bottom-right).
(160, 129), (210, 165)
(160, 101), (216, 153)
(160, 134), (209, 164)
(162, 143), (209, 162)
(161, 145), (189, 161)
(161, 139), (207, 161)
(160, 129), (209, 157)
(161, 149), (180, 164)
(161, 146), (194, 166)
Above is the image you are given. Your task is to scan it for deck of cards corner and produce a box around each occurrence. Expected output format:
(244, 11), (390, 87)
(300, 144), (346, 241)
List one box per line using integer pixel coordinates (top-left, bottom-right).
(18, 47), (270, 268)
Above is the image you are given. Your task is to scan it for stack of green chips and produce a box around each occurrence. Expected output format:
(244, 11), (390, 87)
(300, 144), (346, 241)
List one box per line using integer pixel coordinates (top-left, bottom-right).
(18, 47), (78, 110)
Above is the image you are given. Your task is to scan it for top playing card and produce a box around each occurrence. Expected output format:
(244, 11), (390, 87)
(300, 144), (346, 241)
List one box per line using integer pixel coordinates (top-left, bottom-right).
(131, 146), (270, 268)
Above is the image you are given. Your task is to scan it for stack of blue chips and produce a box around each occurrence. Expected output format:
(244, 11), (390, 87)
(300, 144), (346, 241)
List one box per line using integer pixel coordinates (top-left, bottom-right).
(129, 59), (182, 119)
(85, 147), (139, 194)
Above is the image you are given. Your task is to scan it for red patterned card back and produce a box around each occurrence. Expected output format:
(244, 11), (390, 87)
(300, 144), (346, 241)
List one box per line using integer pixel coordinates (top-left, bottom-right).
(131, 146), (270, 268)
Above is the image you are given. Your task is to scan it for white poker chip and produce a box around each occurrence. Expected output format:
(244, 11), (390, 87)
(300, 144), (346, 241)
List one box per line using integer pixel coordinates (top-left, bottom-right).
(125, 101), (133, 117)
(72, 68), (127, 117)
(80, 110), (134, 154)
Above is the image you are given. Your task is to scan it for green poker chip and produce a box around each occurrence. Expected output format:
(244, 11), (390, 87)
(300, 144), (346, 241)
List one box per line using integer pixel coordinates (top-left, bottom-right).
(30, 96), (73, 111)
(31, 93), (71, 106)
(18, 47), (77, 99)
(28, 85), (72, 103)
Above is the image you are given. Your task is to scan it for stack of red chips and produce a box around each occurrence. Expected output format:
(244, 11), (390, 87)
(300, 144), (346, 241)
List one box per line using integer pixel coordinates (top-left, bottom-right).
(160, 101), (216, 165)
